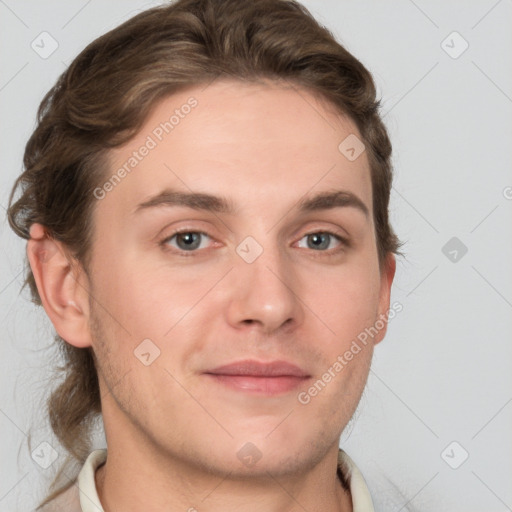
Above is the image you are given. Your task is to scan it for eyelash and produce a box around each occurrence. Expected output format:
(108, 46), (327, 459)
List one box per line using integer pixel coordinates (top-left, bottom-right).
(159, 229), (349, 257)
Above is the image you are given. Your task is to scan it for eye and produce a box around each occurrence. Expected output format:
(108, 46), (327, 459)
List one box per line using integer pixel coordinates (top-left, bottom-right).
(162, 231), (212, 252)
(297, 232), (344, 251)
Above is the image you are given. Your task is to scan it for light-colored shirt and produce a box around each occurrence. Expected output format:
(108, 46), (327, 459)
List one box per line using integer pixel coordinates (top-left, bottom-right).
(41, 448), (375, 511)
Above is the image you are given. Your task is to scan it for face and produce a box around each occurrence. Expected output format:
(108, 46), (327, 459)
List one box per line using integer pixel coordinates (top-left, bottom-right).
(85, 79), (394, 477)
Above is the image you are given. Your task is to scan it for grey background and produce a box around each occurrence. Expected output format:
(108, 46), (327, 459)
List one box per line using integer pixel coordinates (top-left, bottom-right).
(1, 1), (511, 511)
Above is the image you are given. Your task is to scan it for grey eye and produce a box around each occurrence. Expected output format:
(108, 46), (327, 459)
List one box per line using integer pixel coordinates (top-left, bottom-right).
(167, 232), (210, 251)
(299, 232), (339, 251)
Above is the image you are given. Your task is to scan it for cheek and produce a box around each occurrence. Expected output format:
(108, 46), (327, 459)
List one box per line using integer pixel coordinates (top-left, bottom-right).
(93, 253), (200, 339)
(302, 263), (381, 345)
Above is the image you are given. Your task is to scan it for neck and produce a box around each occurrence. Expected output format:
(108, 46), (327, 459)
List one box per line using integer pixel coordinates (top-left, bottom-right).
(94, 441), (352, 512)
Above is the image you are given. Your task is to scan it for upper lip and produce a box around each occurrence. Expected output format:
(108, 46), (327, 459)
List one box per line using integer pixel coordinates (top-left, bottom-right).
(205, 360), (310, 378)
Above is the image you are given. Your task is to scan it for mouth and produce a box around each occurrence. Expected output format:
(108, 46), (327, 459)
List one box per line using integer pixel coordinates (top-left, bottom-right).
(204, 360), (311, 395)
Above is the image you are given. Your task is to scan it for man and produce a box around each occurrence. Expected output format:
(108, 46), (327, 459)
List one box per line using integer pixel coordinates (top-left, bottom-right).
(8, 0), (400, 510)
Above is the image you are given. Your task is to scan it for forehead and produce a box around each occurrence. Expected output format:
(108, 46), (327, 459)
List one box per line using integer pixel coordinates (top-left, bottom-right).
(102, 79), (372, 219)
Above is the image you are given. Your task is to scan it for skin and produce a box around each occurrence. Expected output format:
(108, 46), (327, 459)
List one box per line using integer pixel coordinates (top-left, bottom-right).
(28, 79), (395, 512)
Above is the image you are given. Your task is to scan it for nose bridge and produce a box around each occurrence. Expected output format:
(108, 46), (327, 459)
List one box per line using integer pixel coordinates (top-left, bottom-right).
(226, 233), (303, 333)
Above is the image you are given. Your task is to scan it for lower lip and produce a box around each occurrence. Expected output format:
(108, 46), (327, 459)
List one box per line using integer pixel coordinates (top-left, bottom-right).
(205, 374), (309, 395)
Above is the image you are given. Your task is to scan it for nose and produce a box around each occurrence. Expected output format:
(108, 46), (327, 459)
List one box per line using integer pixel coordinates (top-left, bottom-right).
(224, 242), (304, 336)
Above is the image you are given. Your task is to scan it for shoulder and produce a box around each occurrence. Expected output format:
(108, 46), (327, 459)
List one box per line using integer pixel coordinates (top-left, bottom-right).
(338, 449), (375, 511)
(38, 484), (81, 512)
(338, 451), (420, 512)
(38, 449), (107, 512)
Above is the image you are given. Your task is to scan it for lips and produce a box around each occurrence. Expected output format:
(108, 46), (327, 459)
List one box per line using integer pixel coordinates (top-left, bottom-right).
(204, 360), (310, 395)
(207, 359), (309, 377)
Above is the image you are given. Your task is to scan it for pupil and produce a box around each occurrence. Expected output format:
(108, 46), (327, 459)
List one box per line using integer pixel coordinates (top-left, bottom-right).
(309, 233), (329, 250)
(178, 232), (200, 250)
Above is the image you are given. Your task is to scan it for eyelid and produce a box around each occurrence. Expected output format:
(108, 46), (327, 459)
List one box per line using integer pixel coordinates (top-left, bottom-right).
(311, 228), (347, 241)
(296, 222), (350, 242)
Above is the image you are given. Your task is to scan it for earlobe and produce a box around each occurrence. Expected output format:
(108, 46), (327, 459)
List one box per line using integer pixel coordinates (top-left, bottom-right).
(27, 223), (92, 348)
(373, 253), (397, 345)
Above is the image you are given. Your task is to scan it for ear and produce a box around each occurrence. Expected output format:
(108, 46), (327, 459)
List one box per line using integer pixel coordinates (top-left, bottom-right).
(373, 253), (397, 345)
(27, 223), (92, 348)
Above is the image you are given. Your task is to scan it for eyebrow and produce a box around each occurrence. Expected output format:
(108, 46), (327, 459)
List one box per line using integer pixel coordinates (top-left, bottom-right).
(298, 190), (369, 218)
(134, 189), (369, 218)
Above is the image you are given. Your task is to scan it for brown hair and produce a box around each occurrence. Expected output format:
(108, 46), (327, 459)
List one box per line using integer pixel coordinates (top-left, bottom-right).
(7, 0), (402, 507)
